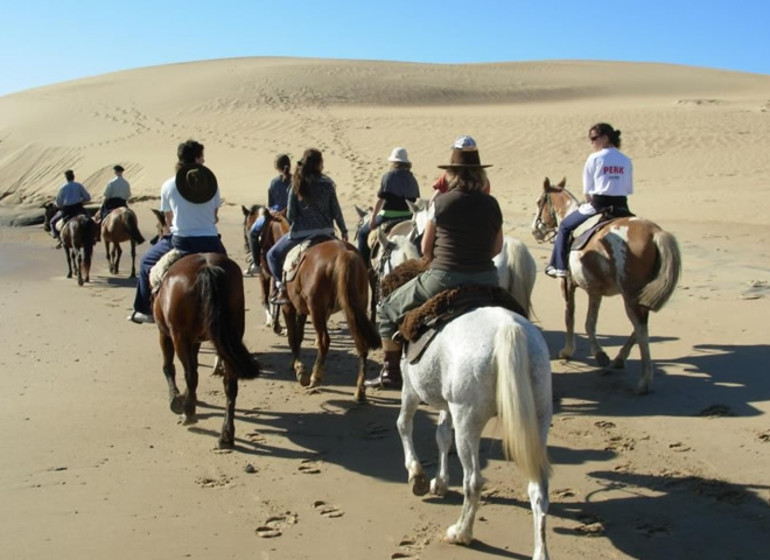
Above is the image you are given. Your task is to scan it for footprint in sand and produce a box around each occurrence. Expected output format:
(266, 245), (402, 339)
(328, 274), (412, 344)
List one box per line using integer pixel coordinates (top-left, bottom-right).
(247, 431), (267, 444)
(594, 420), (616, 429)
(758, 430), (770, 443)
(312, 500), (344, 518)
(635, 521), (672, 537)
(363, 421), (389, 440)
(553, 488), (578, 500)
(298, 459), (322, 474)
(604, 435), (636, 451)
(255, 512), (298, 538)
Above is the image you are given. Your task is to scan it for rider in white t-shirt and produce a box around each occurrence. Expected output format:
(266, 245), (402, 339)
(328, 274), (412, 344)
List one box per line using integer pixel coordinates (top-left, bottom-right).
(545, 123), (634, 278)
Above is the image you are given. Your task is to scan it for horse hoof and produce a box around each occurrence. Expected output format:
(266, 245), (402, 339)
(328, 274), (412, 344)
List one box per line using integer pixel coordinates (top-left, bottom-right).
(169, 396), (185, 414)
(297, 373), (310, 387)
(611, 358), (625, 370)
(181, 414), (198, 426)
(430, 478), (449, 497)
(67, 273), (73, 279)
(595, 352), (610, 368)
(634, 383), (651, 396)
(410, 473), (430, 496)
(218, 437), (235, 450)
(445, 525), (472, 546)
(557, 349), (572, 360)
(78, 278), (84, 286)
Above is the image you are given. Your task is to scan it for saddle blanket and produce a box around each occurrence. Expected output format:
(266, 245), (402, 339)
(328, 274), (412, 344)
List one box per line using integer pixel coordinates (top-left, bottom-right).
(282, 236), (335, 283)
(571, 208), (634, 253)
(150, 249), (184, 292)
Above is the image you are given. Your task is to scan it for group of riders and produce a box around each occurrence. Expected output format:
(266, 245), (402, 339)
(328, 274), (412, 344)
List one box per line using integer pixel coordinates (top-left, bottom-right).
(49, 123), (633, 390)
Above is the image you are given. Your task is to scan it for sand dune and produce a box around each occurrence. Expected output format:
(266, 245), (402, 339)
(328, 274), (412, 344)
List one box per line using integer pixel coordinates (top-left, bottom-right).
(1, 58), (769, 559)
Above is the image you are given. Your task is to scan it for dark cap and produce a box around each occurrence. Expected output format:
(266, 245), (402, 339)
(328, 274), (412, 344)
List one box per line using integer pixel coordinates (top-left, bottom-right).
(113, 164), (125, 172)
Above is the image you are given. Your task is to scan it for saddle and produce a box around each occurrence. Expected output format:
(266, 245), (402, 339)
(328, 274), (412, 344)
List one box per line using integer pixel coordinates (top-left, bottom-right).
(283, 235), (336, 283)
(150, 249), (185, 292)
(400, 284), (528, 364)
(570, 207), (635, 252)
(368, 218), (412, 261)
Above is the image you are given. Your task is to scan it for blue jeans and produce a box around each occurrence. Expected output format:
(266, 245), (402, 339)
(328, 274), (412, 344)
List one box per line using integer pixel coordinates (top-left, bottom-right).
(547, 209), (594, 272)
(132, 235), (226, 314)
(356, 214), (385, 266)
(266, 233), (308, 282)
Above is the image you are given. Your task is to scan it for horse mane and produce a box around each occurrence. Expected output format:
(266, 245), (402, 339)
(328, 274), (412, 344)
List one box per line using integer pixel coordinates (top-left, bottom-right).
(379, 258), (429, 299)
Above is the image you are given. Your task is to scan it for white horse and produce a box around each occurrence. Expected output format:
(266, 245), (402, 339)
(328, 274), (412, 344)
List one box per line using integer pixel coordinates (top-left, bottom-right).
(397, 306), (552, 558)
(404, 198), (537, 316)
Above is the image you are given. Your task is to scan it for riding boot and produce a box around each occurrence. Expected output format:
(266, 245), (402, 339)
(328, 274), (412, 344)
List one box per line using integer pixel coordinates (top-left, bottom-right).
(365, 339), (403, 389)
(270, 278), (289, 305)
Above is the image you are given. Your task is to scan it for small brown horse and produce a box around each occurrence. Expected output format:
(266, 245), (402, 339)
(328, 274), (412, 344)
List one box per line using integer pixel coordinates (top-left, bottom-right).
(281, 238), (381, 401)
(154, 252), (260, 449)
(242, 205), (290, 331)
(532, 178), (681, 394)
(43, 203), (98, 286)
(100, 207), (145, 278)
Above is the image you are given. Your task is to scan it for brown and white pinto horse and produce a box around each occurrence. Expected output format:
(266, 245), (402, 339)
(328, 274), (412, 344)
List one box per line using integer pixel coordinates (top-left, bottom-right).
(153, 252), (260, 449)
(100, 207), (145, 278)
(531, 178), (681, 394)
(242, 205), (290, 331)
(281, 239), (381, 401)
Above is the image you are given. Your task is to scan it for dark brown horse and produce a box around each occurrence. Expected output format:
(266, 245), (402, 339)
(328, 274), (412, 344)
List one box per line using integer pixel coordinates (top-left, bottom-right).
(531, 178), (681, 394)
(43, 202), (98, 286)
(100, 207), (145, 278)
(241, 205), (290, 331)
(153, 252), (260, 449)
(281, 239), (381, 401)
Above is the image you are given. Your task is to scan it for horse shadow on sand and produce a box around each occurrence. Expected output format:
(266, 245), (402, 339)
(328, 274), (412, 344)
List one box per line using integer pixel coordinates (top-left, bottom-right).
(540, 329), (770, 418)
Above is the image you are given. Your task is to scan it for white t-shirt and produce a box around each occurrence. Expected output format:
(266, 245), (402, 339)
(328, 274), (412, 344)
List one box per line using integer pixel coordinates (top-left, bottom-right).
(583, 147), (633, 197)
(160, 176), (221, 237)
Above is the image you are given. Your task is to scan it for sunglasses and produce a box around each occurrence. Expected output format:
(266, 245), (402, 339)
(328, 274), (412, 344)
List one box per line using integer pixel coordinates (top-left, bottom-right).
(589, 135), (602, 142)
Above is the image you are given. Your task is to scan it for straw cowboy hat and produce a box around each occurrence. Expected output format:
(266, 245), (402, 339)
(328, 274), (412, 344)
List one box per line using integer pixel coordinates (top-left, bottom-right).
(388, 147), (411, 164)
(175, 164), (218, 203)
(437, 135), (492, 169)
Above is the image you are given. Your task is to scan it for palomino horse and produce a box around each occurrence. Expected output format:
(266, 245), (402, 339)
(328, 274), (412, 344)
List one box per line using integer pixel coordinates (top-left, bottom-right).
(353, 205), (417, 321)
(100, 207), (145, 278)
(241, 205), (290, 330)
(398, 306), (552, 558)
(531, 178), (681, 394)
(153, 252), (260, 449)
(281, 238), (381, 401)
(403, 198), (537, 317)
(43, 203), (98, 286)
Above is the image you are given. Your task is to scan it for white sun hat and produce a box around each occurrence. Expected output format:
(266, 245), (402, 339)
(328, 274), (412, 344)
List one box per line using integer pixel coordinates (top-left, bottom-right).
(387, 147), (410, 164)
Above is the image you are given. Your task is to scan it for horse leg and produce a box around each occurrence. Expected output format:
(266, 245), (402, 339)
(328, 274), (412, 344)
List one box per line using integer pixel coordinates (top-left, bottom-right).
(75, 247), (84, 286)
(623, 302), (653, 394)
(445, 407), (486, 545)
(283, 305), (308, 385)
(129, 241), (136, 278)
(309, 313), (330, 388)
(160, 332), (183, 414)
(114, 242), (122, 275)
(558, 279), (577, 359)
(353, 349), (368, 403)
(430, 410), (452, 497)
(174, 336), (199, 424)
(396, 374), (429, 496)
(368, 268), (378, 324)
(219, 372), (238, 449)
(585, 293), (610, 367)
(64, 246), (73, 279)
(104, 239), (112, 273)
(528, 479), (551, 560)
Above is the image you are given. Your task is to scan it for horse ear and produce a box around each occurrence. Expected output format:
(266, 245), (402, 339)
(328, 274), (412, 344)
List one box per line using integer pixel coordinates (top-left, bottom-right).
(406, 199), (419, 214)
(557, 177), (567, 190)
(354, 205), (367, 218)
(151, 208), (165, 225)
(377, 227), (389, 247)
(543, 177), (551, 190)
(242, 205), (250, 216)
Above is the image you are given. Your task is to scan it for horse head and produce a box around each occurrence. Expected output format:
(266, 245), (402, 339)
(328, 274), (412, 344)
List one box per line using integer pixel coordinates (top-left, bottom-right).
(531, 177), (576, 243)
(42, 201), (56, 232)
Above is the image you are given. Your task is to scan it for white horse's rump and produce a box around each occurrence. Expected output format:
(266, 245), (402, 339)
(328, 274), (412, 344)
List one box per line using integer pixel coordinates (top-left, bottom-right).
(397, 307), (552, 559)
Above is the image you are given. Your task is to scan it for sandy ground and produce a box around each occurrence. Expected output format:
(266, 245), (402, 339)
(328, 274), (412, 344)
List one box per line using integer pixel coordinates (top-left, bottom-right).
(1, 58), (769, 559)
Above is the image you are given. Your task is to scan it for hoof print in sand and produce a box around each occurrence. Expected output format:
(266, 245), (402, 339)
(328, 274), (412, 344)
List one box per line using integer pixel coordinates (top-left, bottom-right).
(255, 512), (298, 538)
(363, 421), (389, 440)
(298, 459), (322, 474)
(313, 500), (344, 518)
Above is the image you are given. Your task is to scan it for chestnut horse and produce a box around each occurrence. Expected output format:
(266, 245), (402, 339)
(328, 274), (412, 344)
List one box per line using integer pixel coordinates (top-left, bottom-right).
(242, 205), (290, 331)
(531, 178), (681, 394)
(100, 207), (145, 278)
(281, 238), (381, 401)
(43, 202), (97, 286)
(153, 252), (260, 449)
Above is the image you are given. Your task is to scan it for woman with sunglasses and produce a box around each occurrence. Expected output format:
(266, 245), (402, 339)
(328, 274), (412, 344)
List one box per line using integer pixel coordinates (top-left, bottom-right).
(545, 122), (634, 278)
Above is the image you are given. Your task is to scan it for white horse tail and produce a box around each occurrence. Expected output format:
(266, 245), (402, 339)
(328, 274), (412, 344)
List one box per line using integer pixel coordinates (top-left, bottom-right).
(638, 230), (681, 312)
(494, 322), (551, 483)
(497, 237), (537, 318)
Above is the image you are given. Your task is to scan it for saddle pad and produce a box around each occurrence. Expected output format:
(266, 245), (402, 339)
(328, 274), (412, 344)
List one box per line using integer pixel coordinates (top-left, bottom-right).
(379, 258), (428, 299)
(282, 239), (314, 282)
(150, 249), (184, 292)
(400, 284), (528, 364)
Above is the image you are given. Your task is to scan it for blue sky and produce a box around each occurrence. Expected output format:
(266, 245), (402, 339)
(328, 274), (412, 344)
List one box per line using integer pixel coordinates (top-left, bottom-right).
(1, 0), (768, 96)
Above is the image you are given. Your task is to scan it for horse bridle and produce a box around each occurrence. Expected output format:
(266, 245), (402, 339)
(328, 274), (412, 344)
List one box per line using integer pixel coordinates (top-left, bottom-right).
(533, 192), (558, 243)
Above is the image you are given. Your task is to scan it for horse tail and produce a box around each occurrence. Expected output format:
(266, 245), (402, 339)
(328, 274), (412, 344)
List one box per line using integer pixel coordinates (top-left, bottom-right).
(494, 321), (551, 483)
(638, 230), (681, 312)
(498, 237), (537, 319)
(198, 264), (260, 379)
(337, 248), (382, 351)
(126, 210), (145, 245)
